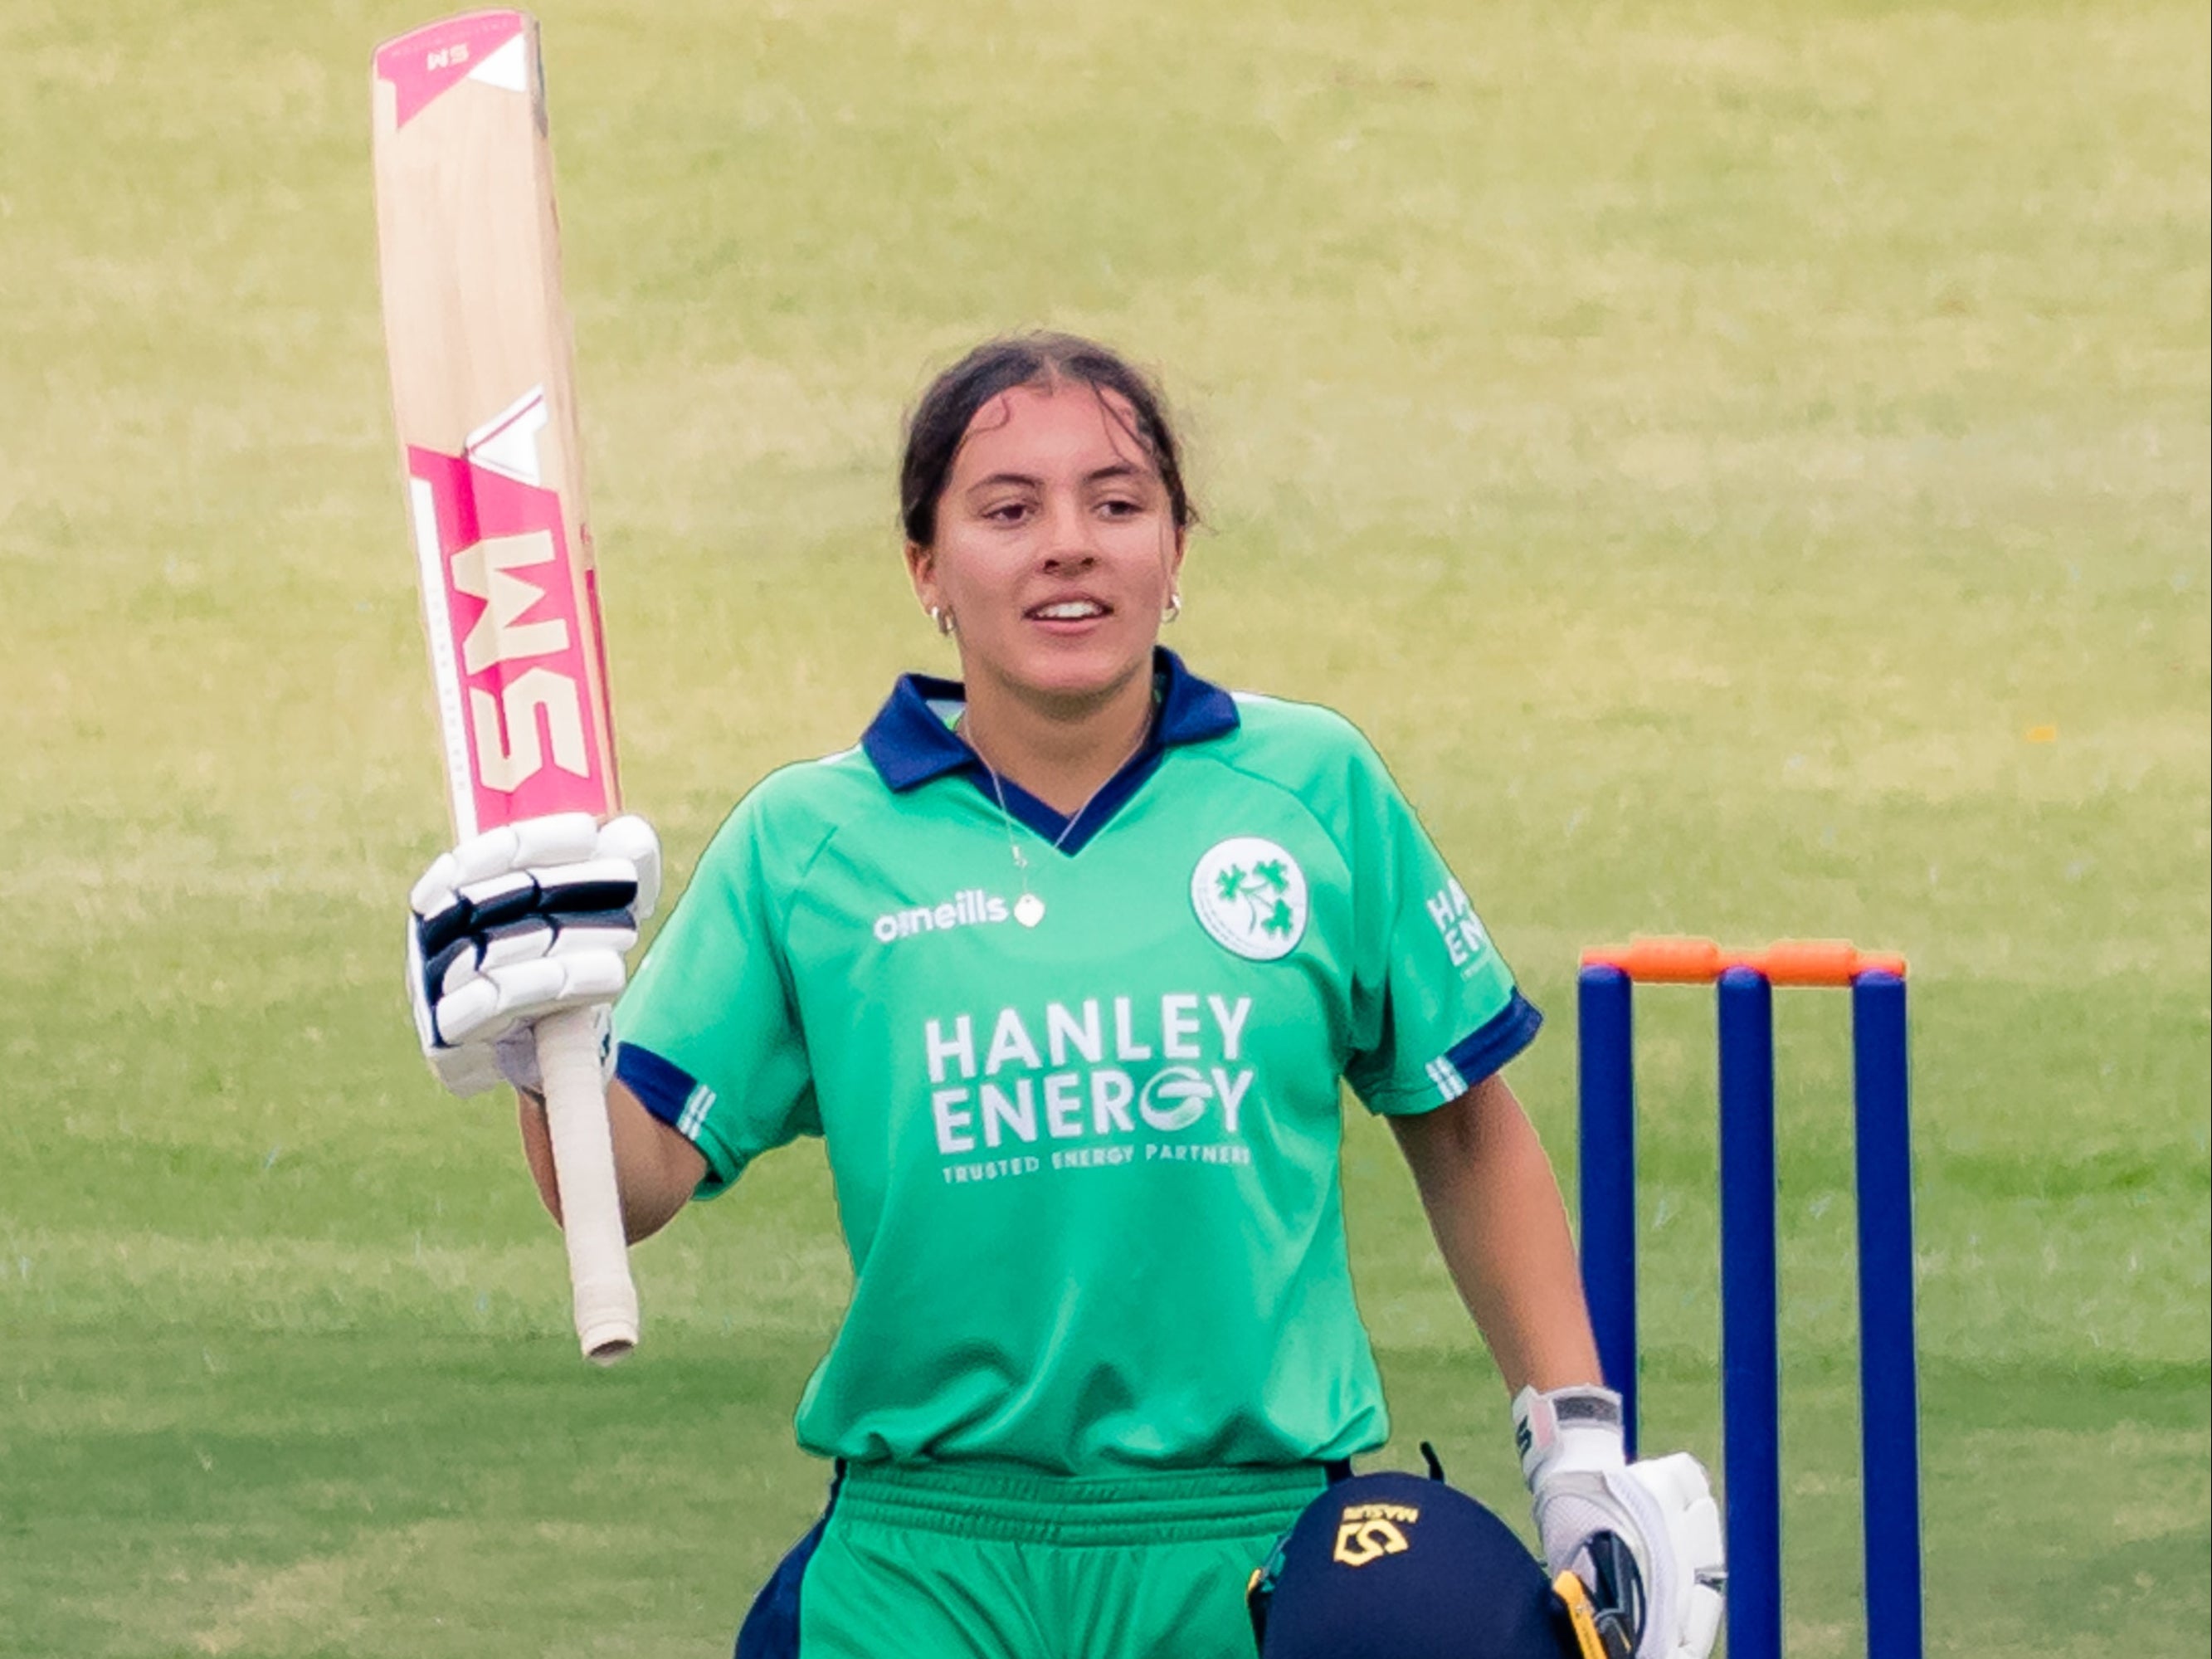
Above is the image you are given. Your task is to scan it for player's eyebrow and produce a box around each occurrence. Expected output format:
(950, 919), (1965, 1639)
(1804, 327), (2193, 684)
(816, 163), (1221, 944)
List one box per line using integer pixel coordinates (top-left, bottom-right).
(966, 463), (1150, 494)
(1082, 463), (1148, 487)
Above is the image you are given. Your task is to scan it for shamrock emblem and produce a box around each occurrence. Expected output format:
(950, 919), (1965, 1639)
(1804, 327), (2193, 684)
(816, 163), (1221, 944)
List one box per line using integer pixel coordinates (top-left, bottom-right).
(1216, 859), (1296, 937)
(1191, 837), (1308, 962)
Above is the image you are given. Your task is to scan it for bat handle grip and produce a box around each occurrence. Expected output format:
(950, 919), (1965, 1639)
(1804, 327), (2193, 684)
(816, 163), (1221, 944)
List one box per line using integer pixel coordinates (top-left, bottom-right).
(536, 1003), (639, 1364)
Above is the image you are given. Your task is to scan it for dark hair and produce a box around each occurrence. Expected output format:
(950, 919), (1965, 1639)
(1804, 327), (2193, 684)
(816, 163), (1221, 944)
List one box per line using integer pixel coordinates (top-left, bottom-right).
(899, 332), (1196, 546)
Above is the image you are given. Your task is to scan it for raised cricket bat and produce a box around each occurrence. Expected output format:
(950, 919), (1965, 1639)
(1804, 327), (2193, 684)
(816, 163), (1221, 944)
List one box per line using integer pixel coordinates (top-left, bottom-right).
(371, 9), (636, 1364)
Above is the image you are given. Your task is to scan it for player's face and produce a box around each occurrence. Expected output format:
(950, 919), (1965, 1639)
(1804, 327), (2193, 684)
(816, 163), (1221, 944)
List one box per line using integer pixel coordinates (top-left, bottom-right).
(909, 382), (1184, 712)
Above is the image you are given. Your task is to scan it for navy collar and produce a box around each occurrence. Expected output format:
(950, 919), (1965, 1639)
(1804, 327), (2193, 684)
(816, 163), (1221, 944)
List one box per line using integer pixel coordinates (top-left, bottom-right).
(860, 648), (1240, 853)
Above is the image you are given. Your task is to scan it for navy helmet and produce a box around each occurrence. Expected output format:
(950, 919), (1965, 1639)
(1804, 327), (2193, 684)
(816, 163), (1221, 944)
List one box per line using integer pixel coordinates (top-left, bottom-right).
(1247, 1451), (1636, 1659)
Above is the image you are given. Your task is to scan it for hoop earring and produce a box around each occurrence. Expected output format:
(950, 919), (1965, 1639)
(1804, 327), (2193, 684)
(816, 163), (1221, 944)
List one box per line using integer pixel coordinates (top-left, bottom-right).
(1162, 592), (1182, 624)
(930, 606), (957, 637)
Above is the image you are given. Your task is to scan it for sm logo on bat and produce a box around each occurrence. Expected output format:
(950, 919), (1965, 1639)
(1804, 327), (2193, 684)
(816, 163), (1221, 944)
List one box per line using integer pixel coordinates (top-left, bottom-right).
(404, 411), (614, 837)
(449, 525), (589, 788)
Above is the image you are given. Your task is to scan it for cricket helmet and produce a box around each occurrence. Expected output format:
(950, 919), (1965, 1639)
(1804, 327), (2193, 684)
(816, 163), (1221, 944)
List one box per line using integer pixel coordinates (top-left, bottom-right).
(1246, 1452), (1638, 1659)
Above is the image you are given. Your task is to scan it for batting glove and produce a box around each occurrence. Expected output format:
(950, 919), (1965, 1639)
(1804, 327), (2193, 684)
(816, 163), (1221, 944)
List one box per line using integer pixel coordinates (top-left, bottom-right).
(1513, 1384), (1725, 1659)
(406, 812), (661, 1097)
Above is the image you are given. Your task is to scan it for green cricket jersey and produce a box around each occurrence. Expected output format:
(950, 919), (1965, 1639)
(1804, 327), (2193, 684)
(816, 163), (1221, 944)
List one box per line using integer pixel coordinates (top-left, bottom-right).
(613, 651), (1540, 1475)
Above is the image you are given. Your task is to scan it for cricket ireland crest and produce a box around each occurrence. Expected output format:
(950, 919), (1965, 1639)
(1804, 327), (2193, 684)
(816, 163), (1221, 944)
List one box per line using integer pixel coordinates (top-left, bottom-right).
(1190, 837), (1308, 962)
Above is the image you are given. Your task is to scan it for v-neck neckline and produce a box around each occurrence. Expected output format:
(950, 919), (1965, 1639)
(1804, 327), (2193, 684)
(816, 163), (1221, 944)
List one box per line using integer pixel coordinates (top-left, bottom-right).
(964, 725), (1172, 856)
(858, 648), (1241, 856)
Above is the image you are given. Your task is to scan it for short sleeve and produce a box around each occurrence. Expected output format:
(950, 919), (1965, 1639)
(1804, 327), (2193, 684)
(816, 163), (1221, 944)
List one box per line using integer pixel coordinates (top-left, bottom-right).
(611, 791), (821, 1195)
(1337, 738), (1542, 1114)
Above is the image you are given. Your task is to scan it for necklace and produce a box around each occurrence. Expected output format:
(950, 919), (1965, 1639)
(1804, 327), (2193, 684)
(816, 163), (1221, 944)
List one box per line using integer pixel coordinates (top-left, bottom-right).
(966, 720), (1147, 928)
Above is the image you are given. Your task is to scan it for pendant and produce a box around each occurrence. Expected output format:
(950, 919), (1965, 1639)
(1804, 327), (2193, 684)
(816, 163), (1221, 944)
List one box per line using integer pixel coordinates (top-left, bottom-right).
(1014, 893), (1045, 928)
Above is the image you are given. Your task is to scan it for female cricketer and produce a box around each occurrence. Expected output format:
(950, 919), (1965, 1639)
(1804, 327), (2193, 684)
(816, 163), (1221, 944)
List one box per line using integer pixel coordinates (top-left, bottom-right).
(406, 334), (1723, 1659)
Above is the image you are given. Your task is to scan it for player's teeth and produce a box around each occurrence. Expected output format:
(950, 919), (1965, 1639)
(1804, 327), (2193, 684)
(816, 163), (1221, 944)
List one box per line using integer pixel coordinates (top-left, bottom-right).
(1036, 603), (1101, 618)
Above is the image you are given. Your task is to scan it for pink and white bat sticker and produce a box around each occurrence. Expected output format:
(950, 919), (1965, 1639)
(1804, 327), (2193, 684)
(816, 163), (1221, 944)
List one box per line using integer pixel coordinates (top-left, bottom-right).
(405, 387), (616, 841)
(373, 9), (531, 130)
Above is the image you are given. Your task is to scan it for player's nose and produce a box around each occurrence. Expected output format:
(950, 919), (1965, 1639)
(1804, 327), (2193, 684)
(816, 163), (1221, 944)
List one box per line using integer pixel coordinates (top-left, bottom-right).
(1038, 491), (1100, 567)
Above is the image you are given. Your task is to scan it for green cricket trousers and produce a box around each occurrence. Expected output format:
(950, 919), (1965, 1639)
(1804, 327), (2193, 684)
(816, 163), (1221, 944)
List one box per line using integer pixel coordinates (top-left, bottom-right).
(733, 1460), (1333, 1659)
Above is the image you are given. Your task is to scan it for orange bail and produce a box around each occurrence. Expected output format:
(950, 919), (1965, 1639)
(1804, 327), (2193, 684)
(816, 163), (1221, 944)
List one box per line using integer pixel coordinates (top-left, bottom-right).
(1581, 935), (1908, 985)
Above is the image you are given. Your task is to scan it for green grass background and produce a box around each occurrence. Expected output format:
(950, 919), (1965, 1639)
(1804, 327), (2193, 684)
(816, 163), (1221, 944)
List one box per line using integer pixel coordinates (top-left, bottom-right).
(2, 0), (2206, 1653)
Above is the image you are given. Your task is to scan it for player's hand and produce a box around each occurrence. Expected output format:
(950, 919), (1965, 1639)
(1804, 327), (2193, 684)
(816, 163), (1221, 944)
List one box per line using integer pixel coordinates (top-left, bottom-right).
(1513, 1385), (1725, 1659)
(406, 812), (661, 1096)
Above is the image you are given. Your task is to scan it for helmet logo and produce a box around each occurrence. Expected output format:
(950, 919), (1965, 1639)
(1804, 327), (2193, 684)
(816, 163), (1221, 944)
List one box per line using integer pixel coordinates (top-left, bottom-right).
(1333, 1501), (1420, 1566)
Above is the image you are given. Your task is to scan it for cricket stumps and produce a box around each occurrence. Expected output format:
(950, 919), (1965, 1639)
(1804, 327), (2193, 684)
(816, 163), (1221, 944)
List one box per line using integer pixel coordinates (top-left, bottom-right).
(1576, 936), (1922, 1659)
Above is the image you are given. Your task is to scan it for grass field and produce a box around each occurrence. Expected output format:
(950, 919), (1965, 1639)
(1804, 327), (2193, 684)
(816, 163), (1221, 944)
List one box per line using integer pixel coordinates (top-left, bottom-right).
(2, 1), (2206, 1654)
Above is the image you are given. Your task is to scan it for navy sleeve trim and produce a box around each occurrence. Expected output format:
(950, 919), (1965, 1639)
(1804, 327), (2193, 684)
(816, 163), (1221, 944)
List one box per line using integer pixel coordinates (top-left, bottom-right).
(614, 1042), (704, 1133)
(1354, 989), (1546, 1115)
(615, 1042), (753, 1195)
(1422, 991), (1545, 1105)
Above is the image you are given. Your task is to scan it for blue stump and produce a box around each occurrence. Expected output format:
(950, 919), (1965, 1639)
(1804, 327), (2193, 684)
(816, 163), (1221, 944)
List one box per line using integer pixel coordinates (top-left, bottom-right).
(1718, 968), (1783, 1659)
(1577, 964), (1639, 1458)
(1853, 972), (1923, 1659)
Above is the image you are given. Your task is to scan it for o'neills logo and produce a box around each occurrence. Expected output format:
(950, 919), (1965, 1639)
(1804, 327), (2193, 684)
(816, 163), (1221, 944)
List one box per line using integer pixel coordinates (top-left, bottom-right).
(874, 888), (1010, 944)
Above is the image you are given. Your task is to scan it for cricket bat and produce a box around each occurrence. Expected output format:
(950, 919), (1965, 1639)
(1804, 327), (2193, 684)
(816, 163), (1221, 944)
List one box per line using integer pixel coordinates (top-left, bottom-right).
(371, 9), (637, 1364)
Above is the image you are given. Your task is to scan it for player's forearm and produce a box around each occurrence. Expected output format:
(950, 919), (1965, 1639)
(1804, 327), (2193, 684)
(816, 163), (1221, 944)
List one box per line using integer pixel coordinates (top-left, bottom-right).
(518, 1077), (704, 1242)
(1390, 1074), (1604, 1395)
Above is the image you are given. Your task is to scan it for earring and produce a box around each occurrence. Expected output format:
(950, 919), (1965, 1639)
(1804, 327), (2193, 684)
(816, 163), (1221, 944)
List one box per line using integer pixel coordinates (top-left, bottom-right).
(1162, 591), (1182, 624)
(931, 606), (957, 637)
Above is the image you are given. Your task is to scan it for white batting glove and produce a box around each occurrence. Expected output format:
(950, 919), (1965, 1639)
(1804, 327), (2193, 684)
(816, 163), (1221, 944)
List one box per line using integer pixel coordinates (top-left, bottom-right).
(1513, 1384), (1726, 1659)
(405, 812), (660, 1097)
